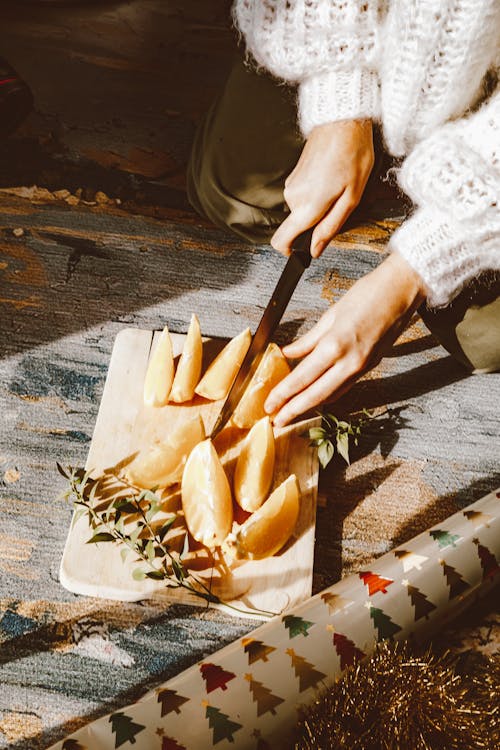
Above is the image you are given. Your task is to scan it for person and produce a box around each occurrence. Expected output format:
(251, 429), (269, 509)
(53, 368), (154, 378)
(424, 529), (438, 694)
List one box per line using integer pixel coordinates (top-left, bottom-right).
(188, 1), (500, 427)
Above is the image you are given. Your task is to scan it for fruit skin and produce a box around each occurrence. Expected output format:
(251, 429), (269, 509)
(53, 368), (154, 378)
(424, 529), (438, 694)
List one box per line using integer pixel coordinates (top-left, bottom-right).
(234, 474), (300, 560)
(233, 416), (275, 512)
(195, 328), (251, 401)
(232, 343), (290, 428)
(126, 415), (205, 489)
(143, 326), (175, 407)
(170, 313), (203, 403)
(181, 439), (233, 548)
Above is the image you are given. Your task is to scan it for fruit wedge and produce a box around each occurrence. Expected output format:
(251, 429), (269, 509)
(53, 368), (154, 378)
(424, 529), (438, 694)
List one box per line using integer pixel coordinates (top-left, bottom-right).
(195, 328), (251, 401)
(232, 343), (290, 428)
(126, 414), (205, 489)
(181, 439), (233, 548)
(143, 326), (175, 407)
(234, 474), (300, 559)
(170, 313), (203, 403)
(233, 416), (275, 512)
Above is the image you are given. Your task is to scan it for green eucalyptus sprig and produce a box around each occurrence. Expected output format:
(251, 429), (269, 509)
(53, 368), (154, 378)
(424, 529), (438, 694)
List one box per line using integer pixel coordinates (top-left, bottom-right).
(57, 463), (274, 618)
(306, 409), (373, 468)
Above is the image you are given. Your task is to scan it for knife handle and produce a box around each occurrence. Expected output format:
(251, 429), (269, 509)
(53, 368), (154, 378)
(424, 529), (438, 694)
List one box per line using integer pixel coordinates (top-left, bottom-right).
(291, 228), (313, 268)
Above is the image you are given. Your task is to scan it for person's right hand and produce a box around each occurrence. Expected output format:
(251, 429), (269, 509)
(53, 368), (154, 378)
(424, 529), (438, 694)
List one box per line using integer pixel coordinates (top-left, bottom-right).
(271, 119), (375, 258)
(264, 252), (427, 427)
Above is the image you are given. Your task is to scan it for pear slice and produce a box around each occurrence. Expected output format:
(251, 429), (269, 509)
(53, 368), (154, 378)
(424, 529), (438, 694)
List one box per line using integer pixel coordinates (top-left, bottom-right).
(195, 328), (251, 401)
(170, 314), (203, 403)
(233, 416), (275, 512)
(232, 343), (290, 428)
(234, 474), (300, 559)
(126, 415), (205, 489)
(143, 326), (175, 407)
(181, 438), (233, 548)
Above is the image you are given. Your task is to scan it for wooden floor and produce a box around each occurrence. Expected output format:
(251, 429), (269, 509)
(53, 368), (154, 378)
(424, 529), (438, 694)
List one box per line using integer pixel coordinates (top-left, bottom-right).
(0, 3), (498, 749)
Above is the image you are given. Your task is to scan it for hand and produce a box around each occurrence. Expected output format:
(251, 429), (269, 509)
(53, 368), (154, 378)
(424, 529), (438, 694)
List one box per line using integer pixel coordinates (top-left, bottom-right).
(264, 253), (427, 426)
(271, 119), (374, 258)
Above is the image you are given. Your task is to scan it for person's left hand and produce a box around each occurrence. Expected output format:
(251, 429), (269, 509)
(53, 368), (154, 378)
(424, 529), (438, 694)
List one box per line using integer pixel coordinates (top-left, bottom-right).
(264, 253), (427, 427)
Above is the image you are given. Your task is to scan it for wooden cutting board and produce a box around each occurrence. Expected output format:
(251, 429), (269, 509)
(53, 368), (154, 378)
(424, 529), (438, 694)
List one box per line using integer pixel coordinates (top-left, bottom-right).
(59, 328), (320, 618)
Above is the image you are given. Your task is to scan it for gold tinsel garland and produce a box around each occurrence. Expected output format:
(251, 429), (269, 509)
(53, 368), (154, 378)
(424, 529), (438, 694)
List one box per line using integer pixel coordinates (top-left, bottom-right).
(292, 641), (499, 750)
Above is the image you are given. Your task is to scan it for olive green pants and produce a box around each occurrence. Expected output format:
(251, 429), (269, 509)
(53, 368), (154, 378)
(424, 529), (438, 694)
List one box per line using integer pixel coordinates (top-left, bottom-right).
(187, 58), (500, 373)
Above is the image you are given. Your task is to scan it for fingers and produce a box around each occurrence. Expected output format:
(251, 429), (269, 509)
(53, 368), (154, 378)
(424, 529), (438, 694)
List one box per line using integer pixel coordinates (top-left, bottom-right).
(264, 341), (334, 415)
(310, 190), (359, 258)
(271, 210), (315, 257)
(270, 361), (357, 427)
(282, 310), (336, 359)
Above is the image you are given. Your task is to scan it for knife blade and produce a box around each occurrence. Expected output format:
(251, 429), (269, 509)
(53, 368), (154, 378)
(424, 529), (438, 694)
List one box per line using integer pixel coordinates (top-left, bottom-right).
(210, 229), (313, 438)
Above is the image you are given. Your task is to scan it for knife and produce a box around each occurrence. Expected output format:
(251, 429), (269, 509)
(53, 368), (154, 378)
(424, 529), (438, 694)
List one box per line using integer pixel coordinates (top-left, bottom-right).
(210, 228), (313, 438)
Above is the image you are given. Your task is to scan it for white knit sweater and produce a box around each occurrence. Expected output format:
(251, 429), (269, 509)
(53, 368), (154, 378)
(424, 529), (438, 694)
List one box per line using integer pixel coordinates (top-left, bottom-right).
(233, 0), (500, 307)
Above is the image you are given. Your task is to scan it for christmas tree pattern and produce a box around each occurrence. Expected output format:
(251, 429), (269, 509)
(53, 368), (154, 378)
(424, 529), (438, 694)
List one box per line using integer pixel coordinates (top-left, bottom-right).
(242, 637), (276, 664)
(429, 529), (461, 549)
(200, 663), (236, 693)
(109, 712), (145, 748)
(162, 738), (186, 750)
(359, 571), (393, 595)
(403, 581), (436, 621)
(157, 688), (189, 717)
(440, 560), (470, 599)
(366, 604), (402, 641)
(286, 647), (326, 692)
(321, 592), (353, 615)
(473, 538), (500, 580)
(463, 510), (492, 528)
(282, 614), (314, 638)
(393, 549), (428, 572)
(332, 632), (365, 670)
(204, 703), (242, 744)
(245, 673), (284, 716)
(251, 729), (272, 750)
(62, 741), (86, 750)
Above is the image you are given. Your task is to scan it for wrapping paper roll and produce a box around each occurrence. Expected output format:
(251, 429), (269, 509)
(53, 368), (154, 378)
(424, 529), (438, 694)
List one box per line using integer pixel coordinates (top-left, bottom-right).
(49, 488), (500, 750)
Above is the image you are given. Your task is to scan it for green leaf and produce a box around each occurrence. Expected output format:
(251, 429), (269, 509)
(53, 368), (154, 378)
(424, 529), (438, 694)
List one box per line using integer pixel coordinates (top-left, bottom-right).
(113, 499), (138, 514)
(145, 570), (165, 580)
(120, 547), (130, 563)
(86, 532), (115, 544)
(171, 558), (186, 582)
(336, 431), (350, 465)
(158, 516), (177, 542)
(180, 533), (190, 560)
(145, 540), (155, 562)
(317, 440), (334, 469)
(56, 462), (69, 479)
(308, 427), (326, 441)
(131, 567), (147, 581)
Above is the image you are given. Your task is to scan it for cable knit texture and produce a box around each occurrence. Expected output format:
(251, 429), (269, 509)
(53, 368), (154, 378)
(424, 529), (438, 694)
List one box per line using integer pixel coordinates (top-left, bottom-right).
(233, 1), (384, 132)
(390, 90), (500, 307)
(232, 0), (500, 308)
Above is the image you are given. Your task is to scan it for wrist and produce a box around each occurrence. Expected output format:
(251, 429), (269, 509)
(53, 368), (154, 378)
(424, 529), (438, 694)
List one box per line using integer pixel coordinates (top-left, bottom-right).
(384, 252), (428, 306)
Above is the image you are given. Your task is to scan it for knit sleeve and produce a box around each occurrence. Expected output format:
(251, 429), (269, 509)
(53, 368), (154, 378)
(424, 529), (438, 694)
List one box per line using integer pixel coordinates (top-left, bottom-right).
(389, 90), (500, 308)
(232, 0), (382, 135)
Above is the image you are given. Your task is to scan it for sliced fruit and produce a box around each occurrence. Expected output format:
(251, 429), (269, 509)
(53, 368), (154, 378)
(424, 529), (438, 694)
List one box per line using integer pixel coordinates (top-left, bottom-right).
(170, 313), (203, 403)
(232, 343), (290, 428)
(181, 439), (233, 548)
(233, 416), (275, 512)
(234, 474), (300, 559)
(195, 328), (251, 401)
(143, 326), (175, 407)
(126, 414), (205, 489)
